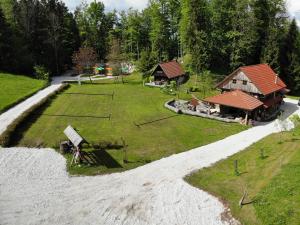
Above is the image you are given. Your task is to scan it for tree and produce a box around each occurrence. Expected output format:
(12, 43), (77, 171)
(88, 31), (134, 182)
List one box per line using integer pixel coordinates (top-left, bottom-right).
(72, 47), (97, 76)
(0, 7), (13, 71)
(252, 0), (271, 63)
(149, 0), (171, 61)
(210, 0), (236, 71)
(252, 0), (287, 65)
(280, 19), (300, 92)
(180, 0), (211, 73)
(137, 50), (158, 78)
(228, 0), (257, 69)
(108, 37), (124, 78)
(75, 1), (116, 60)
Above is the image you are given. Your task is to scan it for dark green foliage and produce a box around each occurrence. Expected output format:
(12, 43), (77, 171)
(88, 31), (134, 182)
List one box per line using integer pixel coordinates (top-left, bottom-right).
(34, 65), (50, 81)
(74, 1), (115, 60)
(137, 50), (158, 78)
(180, 0), (211, 73)
(0, 0), (80, 75)
(1, 0), (300, 93)
(0, 7), (13, 72)
(280, 19), (300, 93)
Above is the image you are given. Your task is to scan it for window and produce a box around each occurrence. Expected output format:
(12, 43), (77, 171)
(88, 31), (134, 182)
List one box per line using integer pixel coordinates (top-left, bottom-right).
(232, 79), (237, 84)
(243, 80), (248, 85)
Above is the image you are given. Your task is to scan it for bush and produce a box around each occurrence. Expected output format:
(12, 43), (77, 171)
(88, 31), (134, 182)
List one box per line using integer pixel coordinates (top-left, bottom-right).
(189, 86), (200, 92)
(34, 65), (50, 81)
(111, 63), (122, 76)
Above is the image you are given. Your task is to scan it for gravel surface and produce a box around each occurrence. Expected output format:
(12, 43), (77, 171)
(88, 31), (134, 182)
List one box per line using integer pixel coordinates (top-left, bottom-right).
(0, 99), (298, 225)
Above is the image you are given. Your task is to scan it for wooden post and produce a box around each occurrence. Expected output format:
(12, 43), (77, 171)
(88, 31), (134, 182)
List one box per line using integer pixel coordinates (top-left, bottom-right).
(78, 75), (81, 85)
(234, 160), (239, 175)
(121, 137), (128, 163)
(245, 111), (249, 125)
(260, 149), (264, 159)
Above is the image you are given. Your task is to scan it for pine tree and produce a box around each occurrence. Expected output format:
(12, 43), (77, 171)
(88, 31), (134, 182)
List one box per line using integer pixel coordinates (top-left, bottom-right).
(210, 0), (236, 71)
(252, 0), (270, 63)
(228, 0), (256, 69)
(280, 19), (300, 92)
(180, 0), (211, 73)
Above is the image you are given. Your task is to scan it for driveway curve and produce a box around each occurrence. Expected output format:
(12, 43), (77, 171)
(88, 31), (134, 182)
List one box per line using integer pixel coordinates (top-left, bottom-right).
(0, 98), (298, 225)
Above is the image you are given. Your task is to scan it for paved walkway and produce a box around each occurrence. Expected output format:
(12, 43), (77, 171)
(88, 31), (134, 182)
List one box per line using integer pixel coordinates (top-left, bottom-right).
(0, 84), (62, 136)
(0, 96), (298, 224)
(0, 73), (115, 136)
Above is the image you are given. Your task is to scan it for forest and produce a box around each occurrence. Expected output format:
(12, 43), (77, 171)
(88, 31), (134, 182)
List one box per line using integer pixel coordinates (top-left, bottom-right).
(1, 0), (300, 93)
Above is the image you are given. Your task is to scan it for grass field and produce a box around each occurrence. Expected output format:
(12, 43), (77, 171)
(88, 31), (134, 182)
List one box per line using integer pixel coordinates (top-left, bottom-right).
(286, 95), (300, 100)
(0, 73), (46, 112)
(186, 125), (300, 225)
(13, 73), (245, 175)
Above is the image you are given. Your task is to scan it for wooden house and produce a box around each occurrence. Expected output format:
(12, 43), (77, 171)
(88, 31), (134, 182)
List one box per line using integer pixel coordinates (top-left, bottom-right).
(150, 61), (186, 85)
(204, 64), (289, 123)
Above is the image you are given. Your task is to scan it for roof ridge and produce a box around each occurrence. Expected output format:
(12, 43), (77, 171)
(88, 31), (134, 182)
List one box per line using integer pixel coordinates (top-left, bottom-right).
(240, 63), (269, 69)
(159, 60), (178, 65)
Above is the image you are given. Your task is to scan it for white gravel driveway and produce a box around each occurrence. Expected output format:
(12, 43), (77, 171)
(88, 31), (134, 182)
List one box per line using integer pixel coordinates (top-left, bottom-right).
(0, 99), (298, 225)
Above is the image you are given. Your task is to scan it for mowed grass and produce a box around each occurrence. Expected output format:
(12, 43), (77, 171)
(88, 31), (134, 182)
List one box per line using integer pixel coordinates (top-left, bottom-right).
(0, 73), (46, 112)
(15, 73), (245, 175)
(186, 125), (300, 225)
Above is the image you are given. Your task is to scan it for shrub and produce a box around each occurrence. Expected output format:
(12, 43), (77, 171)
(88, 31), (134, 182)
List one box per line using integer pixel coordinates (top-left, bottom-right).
(34, 65), (50, 81)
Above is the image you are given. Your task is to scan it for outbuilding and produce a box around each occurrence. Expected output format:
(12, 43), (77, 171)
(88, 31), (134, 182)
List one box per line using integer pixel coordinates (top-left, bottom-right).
(150, 61), (186, 85)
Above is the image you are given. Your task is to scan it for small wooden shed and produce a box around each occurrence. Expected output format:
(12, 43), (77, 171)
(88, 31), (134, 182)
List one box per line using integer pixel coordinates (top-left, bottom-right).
(151, 61), (186, 84)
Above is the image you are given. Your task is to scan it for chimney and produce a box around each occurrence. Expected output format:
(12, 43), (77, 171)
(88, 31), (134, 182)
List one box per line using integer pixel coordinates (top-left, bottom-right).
(275, 74), (279, 84)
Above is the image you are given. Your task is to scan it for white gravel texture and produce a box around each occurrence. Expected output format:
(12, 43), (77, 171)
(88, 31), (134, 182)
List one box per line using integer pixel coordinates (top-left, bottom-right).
(0, 96), (299, 225)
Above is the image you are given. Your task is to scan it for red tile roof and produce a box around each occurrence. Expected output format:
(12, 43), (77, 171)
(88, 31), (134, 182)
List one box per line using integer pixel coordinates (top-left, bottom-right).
(217, 64), (287, 95)
(158, 61), (185, 79)
(204, 90), (264, 111)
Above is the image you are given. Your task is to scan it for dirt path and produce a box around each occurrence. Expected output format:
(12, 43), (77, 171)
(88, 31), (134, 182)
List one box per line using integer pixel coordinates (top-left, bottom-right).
(0, 99), (298, 225)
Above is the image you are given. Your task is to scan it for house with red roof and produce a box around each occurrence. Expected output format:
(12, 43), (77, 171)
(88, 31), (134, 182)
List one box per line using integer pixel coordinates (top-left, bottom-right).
(204, 64), (289, 123)
(150, 61), (187, 85)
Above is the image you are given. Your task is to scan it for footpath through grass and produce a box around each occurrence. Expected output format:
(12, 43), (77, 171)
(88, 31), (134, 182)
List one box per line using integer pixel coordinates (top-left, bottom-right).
(186, 125), (300, 225)
(0, 73), (46, 112)
(13, 73), (245, 175)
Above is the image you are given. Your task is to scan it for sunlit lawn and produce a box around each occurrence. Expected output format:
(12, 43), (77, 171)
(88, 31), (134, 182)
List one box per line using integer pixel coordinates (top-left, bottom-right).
(0, 73), (46, 112)
(186, 125), (300, 225)
(14, 73), (245, 175)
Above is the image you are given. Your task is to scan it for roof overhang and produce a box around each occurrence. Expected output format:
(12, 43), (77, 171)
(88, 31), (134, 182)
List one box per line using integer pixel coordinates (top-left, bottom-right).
(204, 90), (264, 111)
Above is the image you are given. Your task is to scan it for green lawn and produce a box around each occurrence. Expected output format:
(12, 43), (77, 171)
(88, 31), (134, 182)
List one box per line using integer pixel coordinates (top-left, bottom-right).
(286, 95), (300, 100)
(186, 125), (300, 225)
(14, 73), (245, 175)
(0, 73), (47, 112)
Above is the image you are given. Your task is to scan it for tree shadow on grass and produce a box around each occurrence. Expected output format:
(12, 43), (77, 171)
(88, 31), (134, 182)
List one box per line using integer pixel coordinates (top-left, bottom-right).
(82, 150), (122, 168)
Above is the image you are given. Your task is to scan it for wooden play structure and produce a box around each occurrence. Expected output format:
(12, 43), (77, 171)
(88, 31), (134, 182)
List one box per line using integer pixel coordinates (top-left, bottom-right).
(63, 125), (87, 165)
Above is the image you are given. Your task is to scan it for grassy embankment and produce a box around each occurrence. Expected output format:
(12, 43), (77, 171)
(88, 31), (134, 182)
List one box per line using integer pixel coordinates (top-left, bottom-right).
(186, 122), (300, 225)
(0, 73), (47, 113)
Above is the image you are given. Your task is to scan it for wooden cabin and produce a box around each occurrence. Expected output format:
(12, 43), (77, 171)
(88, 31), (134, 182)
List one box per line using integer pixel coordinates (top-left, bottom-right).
(150, 61), (186, 85)
(204, 64), (289, 122)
